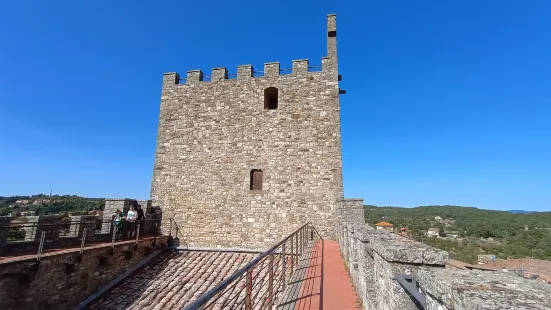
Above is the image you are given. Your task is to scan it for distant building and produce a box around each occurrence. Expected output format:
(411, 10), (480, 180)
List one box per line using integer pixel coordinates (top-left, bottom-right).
(15, 200), (29, 205)
(478, 254), (497, 263)
(375, 221), (394, 232)
(426, 228), (440, 237)
(32, 199), (49, 205)
(434, 216), (443, 221)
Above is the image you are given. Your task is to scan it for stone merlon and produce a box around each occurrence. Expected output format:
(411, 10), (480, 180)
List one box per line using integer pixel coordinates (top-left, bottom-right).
(342, 222), (449, 265)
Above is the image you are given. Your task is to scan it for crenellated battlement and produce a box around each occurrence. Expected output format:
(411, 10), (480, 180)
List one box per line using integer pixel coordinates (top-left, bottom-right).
(162, 59), (326, 86)
(161, 13), (338, 87)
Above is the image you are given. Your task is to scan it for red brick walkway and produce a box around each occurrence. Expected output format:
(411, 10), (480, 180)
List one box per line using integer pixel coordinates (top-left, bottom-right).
(294, 240), (361, 310)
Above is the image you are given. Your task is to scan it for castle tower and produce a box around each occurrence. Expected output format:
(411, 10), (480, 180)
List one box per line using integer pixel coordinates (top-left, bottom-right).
(151, 14), (344, 248)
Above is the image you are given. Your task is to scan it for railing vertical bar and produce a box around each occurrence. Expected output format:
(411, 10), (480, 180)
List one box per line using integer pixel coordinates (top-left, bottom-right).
(80, 228), (87, 254)
(111, 222), (116, 249)
(295, 232), (299, 266)
(36, 230), (45, 262)
(297, 229), (302, 255)
(290, 236), (294, 273)
(135, 223), (140, 247)
(268, 254), (274, 308)
(301, 227), (305, 253)
(281, 241), (286, 291)
(245, 269), (253, 310)
(304, 226), (307, 250)
(320, 230), (324, 310)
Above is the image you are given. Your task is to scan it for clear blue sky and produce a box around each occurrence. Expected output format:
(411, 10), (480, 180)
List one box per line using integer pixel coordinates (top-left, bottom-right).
(1, 1), (549, 211)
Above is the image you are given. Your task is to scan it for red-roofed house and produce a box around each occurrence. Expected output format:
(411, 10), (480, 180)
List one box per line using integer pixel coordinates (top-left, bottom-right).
(375, 221), (394, 232)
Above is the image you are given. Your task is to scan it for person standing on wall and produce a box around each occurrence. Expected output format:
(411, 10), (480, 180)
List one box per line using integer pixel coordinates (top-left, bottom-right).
(113, 209), (124, 240)
(126, 206), (138, 238)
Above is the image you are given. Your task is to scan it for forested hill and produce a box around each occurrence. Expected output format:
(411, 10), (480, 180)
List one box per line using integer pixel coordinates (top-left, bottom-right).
(365, 205), (551, 263)
(365, 205), (551, 238)
(0, 195), (105, 216)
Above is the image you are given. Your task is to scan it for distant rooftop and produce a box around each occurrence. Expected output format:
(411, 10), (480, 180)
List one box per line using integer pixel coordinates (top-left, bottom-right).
(375, 221), (394, 227)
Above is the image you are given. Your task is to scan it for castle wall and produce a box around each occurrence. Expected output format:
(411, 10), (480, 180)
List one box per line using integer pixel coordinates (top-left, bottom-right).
(0, 237), (167, 310)
(151, 15), (343, 249)
(337, 220), (551, 310)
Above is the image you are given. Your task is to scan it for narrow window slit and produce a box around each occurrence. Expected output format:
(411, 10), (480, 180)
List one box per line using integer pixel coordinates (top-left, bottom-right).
(264, 87), (278, 110)
(250, 169), (263, 190)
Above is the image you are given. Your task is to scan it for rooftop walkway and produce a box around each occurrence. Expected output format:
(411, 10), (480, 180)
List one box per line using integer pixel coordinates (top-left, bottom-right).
(291, 240), (361, 310)
(84, 240), (361, 310)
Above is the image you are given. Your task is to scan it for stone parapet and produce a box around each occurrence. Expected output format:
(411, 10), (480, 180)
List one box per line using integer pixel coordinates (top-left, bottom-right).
(337, 216), (551, 309)
(415, 268), (551, 310)
(0, 236), (168, 310)
(1, 215), (109, 255)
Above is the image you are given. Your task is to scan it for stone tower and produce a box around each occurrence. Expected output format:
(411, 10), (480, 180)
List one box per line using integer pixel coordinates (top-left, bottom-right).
(151, 14), (344, 249)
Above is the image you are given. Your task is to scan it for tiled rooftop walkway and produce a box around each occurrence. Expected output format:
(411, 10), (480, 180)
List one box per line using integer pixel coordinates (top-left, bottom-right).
(85, 241), (360, 310)
(86, 251), (260, 309)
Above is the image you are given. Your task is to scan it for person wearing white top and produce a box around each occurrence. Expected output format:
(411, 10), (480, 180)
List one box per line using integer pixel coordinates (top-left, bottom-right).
(126, 206), (137, 221)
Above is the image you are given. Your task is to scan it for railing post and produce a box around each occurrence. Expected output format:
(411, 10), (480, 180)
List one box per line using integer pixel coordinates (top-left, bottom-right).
(303, 226), (307, 251)
(295, 232), (299, 266)
(80, 228), (87, 255)
(299, 228), (303, 256)
(303, 227), (306, 252)
(268, 254), (274, 308)
(290, 237), (294, 273)
(135, 223), (140, 245)
(281, 241), (286, 291)
(111, 222), (116, 249)
(36, 230), (45, 262)
(245, 269), (253, 310)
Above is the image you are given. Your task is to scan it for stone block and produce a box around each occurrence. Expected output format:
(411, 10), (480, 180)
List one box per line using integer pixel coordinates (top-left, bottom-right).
(415, 268), (551, 310)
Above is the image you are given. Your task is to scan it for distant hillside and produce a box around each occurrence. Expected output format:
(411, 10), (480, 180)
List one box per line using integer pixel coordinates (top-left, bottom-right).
(0, 194), (105, 216)
(365, 205), (551, 264)
(507, 210), (537, 214)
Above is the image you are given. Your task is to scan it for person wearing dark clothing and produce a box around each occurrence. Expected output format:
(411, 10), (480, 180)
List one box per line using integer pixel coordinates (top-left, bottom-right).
(113, 209), (124, 240)
(137, 206), (145, 220)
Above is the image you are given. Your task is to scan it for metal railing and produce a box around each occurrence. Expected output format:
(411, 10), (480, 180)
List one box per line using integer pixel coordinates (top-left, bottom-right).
(167, 218), (188, 251)
(183, 222), (323, 310)
(0, 217), (171, 259)
(394, 274), (427, 309)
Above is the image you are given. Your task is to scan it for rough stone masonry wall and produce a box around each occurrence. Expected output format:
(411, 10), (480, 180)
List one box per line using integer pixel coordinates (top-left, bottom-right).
(338, 220), (551, 310)
(151, 14), (343, 249)
(0, 236), (167, 310)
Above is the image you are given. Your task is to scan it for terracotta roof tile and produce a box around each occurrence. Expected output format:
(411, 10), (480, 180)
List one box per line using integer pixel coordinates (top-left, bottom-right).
(375, 221), (394, 227)
(85, 251), (283, 310)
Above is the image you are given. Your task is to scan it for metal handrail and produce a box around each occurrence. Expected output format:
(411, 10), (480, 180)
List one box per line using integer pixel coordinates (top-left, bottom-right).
(183, 221), (323, 310)
(0, 218), (163, 229)
(168, 218), (188, 250)
(0, 218), (170, 257)
(394, 274), (427, 308)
